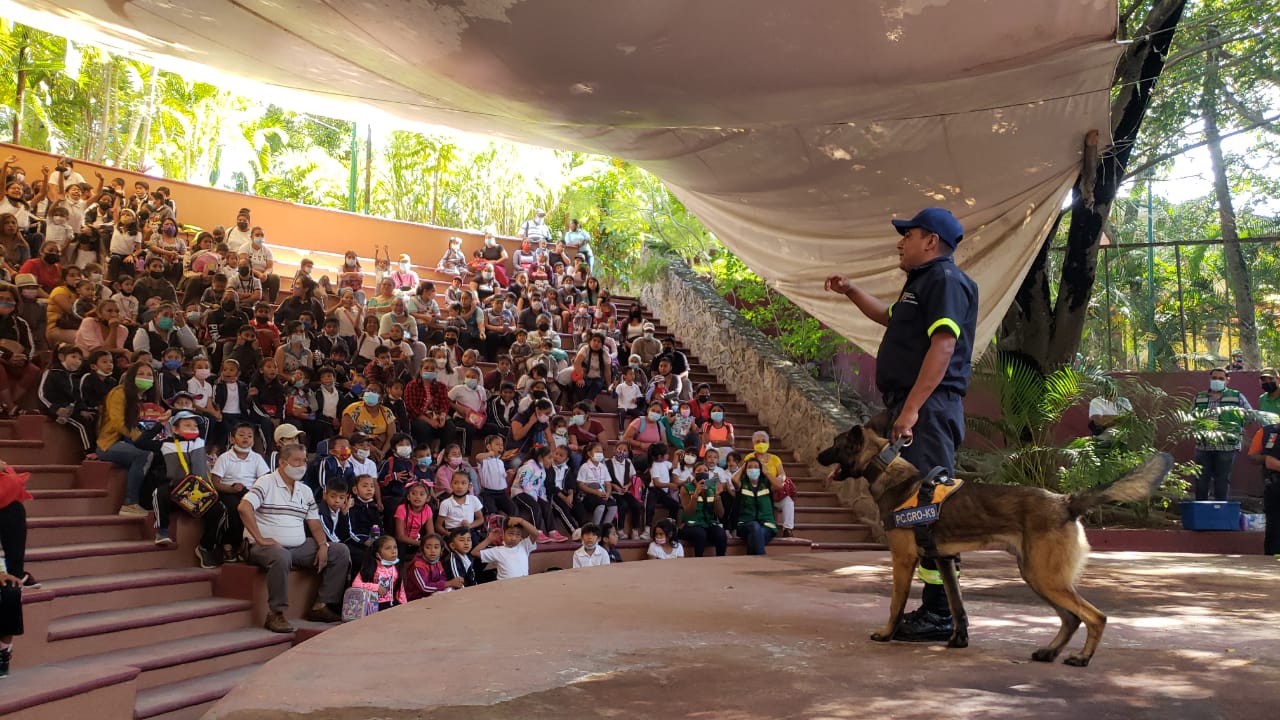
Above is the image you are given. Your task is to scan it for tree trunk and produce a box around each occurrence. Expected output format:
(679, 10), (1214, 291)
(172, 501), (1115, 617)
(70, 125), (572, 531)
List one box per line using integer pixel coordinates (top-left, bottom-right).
(997, 0), (1187, 371)
(12, 45), (27, 144)
(1201, 31), (1259, 369)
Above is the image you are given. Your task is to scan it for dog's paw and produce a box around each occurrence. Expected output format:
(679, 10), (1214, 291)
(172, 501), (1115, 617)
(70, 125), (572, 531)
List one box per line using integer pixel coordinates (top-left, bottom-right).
(1031, 648), (1059, 663)
(947, 632), (968, 649)
(1063, 654), (1091, 667)
(870, 632), (894, 643)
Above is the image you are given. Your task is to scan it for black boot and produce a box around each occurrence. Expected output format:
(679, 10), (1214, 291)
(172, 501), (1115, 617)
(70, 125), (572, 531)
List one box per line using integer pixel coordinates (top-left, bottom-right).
(0, 645), (11, 678)
(893, 610), (953, 642)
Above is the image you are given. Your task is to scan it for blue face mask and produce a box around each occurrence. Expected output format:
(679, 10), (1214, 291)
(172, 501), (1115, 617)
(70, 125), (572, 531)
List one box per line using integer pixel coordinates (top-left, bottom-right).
(647, 412), (661, 422)
(746, 468), (761, 480)
(379, 558), (397, 567)
(350, 383), (364, 396)
(294, 379), (306, 389)
(417, 456), (432, 469)
(465, 378), (479, 390)
(162, 359), (182, 371)
(421, 371), (437, 381)
(710, 411), (724, 422)
(363, 392), (379, 406)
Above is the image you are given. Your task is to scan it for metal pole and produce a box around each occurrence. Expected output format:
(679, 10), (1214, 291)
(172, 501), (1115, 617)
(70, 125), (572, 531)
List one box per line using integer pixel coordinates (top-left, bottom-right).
(1104, 245), (1114, 369)
(1146, 178), (1156, 370)
(1174, 242), (1188, 366)
(348, 122), (359, 213)
(364, 124), (373, 214)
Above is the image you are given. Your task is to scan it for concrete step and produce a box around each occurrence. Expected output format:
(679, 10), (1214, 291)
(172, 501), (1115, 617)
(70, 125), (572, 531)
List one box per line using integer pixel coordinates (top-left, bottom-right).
(810, 541), (889, 552)
(25, 488), (113, 516)
(795, 491), (842, 507)
(38, 567), (218, 619)
(134, 663), (263, 720)
(0, 438), (49, 464)
(67, 627), (292, 692)
(13, 464), (82, 490)
(25, 540), (181, 581)
(794, 506), (859, 523)
(790, 523), (874, 543)
(26, 514), (150, 545)
(0, 661), (140, 720)
(42, 597), (254, 662)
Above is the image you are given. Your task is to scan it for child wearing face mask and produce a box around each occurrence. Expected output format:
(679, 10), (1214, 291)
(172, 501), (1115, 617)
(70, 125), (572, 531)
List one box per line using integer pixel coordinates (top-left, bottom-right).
(345, 474), (381, 572)
(38, 343), (95, 453)
(252, 358), (288, 423)
(351, 534), (407, 611)
(435, 472), (486, 546)
(348, 433), (380, 481)
(211, 422), (270, 562)
(572, 523), (610, 568)
(432, 443), (477, 504)
(135, 411), (227, 558)
(79, 349), (118, 412)
(187, 356), (215, 412)
(574, 442), (616, 528)
(377, 433), (416, 523)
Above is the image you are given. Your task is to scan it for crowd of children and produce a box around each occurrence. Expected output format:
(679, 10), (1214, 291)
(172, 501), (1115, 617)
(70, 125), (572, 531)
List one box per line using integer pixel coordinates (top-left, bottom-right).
(1, 162), (787, 621)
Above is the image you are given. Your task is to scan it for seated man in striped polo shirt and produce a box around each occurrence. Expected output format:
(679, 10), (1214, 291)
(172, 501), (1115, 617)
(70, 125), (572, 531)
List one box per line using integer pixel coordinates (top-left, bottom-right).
(239, 443), (351, 633)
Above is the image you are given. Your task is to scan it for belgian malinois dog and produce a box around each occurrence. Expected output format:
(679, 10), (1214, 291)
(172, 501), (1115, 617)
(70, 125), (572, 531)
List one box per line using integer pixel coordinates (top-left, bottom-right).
(817, 424), (1173, 666)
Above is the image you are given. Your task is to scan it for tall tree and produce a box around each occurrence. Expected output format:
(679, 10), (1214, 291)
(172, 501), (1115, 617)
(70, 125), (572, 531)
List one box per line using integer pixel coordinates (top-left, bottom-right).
(998, 0), (1187, 370)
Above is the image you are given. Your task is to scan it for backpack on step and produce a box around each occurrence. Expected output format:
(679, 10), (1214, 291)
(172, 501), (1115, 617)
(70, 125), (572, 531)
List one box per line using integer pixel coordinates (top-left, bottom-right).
(341, 587), (380, 622)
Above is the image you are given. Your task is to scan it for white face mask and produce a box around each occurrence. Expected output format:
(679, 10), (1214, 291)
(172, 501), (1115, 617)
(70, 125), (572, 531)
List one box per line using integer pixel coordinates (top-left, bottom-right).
(233, 445), (251, 455)
(355, 448), (371, 461)
(395, 445), (412, 458)
(592, 452), (604, 463)
(283, 464), (306, 480)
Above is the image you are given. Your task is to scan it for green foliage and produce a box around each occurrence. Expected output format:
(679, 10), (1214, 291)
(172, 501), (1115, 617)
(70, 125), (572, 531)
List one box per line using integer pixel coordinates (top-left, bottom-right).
(959, 353), (1197, 518)
(709, 252), (852, 367)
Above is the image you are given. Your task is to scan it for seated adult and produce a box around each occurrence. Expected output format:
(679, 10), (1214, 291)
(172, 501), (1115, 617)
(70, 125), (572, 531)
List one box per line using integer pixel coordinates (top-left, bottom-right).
(45, 265), (84, 348)
(435, 240), (468, 278)
(98, 361), (159, 516)
(18, 241), (61, 293)
(239, 443), (349, 633)
(74, 298), (130, 358)
(621, 401), (666, 476)
(245, 226), (280, 303)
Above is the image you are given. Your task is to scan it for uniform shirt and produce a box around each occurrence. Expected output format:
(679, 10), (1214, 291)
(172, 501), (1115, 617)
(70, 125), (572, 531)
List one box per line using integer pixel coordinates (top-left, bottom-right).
(477, 456), (509, 492)
(646, 541), (684, 560)
(438, 493), (484, 530)
(211, 448), (270, 488)
(875, 256), (978, 397)
(572, 545), (611, 568)
(1259, 393), (1280, 417)
(244, 471), (319, 548)
(480, 536), (537, 580)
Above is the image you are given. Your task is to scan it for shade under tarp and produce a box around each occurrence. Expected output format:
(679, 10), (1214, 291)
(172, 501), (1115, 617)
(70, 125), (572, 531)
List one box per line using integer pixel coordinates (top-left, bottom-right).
(3, 0), (1123, 354)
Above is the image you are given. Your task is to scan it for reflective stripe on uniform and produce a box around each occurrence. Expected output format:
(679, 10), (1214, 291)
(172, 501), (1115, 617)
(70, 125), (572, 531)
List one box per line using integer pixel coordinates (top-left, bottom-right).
(927, 317), (961, 338)
(916, 566), (958, 585)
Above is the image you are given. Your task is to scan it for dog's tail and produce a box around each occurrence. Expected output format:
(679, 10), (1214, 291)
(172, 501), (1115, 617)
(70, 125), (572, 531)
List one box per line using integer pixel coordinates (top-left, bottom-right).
(1066, 452), (1174, 520)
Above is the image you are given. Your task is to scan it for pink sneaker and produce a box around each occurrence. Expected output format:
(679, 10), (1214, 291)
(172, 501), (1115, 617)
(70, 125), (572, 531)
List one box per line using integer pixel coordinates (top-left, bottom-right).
(548, 531), (567, 542)
(537, 532), (552, 543)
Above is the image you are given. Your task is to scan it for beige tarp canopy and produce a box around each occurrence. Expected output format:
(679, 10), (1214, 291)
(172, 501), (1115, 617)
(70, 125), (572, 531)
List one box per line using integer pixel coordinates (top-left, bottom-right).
(3, 0), (1124, 353)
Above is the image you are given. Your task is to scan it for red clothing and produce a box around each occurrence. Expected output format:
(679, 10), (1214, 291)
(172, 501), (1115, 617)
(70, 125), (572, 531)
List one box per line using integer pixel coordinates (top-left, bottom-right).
(364, 359), (397, 388)
(404, 555), (451, 601)
(252, 320), (281, 357)
(568, 419), (606, 447)
(19, 258), (61, 292)
(404, 379), (452, 418)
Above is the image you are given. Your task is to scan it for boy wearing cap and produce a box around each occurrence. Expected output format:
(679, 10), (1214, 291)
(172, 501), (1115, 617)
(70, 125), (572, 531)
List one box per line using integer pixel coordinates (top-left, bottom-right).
(134, 410), (227, 562)
(825, 206), (978, 643)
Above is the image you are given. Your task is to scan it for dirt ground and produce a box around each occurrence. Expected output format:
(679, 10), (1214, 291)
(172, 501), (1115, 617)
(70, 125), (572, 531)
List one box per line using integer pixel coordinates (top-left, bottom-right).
(207, 551), (1280, 720)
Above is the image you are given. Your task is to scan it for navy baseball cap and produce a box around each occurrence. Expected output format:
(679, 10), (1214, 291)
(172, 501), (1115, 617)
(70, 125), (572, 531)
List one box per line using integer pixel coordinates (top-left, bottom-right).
(891, 208), (964, 249)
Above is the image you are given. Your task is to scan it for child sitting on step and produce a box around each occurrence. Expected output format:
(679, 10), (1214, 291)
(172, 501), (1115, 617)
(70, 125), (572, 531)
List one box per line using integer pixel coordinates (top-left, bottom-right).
(350, 534), (406, 611)
(404, 532), (463, 600)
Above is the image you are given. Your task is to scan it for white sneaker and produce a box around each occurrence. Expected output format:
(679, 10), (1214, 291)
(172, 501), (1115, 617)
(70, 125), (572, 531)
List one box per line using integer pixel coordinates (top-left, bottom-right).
(571, 528), (583, 541)
(118, 504), (149, 517)
(638, 529), (651, 541)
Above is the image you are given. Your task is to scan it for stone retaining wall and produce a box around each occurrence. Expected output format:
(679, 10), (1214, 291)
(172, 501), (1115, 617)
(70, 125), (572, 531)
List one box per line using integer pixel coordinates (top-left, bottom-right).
(638, 257), (882, 536)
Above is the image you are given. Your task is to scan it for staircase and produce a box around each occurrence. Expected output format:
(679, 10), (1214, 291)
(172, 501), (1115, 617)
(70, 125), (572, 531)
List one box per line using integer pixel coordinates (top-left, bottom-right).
(1, 418), (298, 720)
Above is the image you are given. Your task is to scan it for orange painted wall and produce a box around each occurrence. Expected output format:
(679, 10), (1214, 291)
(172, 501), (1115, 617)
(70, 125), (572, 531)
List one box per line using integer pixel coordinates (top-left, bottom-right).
(1, 142), (508, 268)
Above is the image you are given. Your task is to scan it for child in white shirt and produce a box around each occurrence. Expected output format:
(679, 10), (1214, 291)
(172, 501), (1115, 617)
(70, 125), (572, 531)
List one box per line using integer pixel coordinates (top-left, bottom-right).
(474, 515), (539, 581)
(187, 357), (215, 411)
(571, 523), (611, 568)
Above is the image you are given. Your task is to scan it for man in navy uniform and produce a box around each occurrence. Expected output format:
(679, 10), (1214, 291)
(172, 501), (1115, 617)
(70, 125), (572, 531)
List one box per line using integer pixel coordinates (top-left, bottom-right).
(826, 207), (978, 641)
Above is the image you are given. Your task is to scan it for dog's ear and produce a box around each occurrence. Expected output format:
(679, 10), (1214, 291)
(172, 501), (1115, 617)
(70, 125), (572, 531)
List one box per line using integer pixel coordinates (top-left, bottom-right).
(844, 425), (865, 451)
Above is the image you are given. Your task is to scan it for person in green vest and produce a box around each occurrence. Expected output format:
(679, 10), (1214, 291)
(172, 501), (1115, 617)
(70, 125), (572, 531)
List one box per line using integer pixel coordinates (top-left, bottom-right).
(1192, 367), (1252, 501)
(678, 461), (727, 557)
(732, 457), (776, 555)
(1257, 368), (1280, 418)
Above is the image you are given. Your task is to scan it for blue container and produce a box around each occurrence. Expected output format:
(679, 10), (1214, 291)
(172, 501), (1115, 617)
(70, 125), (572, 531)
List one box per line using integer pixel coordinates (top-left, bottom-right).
(1180, 501), (1241, 531)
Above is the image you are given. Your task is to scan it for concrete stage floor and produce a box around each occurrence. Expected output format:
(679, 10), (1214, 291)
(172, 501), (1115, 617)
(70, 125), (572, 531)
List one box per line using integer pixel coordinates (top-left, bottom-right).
(208, 551), (1280, 720)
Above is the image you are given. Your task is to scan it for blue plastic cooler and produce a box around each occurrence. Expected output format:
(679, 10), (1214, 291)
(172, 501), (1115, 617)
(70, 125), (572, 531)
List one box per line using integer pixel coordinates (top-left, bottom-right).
(1180, 501), (1241, 531)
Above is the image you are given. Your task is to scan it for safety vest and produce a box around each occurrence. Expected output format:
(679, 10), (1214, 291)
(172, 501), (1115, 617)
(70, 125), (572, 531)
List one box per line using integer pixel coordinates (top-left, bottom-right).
(737, 477), (776, 530)
(681, 482), (720, 527)
(1192, 388), (1247, 446)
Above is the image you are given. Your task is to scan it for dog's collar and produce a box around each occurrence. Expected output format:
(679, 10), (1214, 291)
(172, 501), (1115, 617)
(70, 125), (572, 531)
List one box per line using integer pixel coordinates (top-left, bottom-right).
(861, 436), (909, 482)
